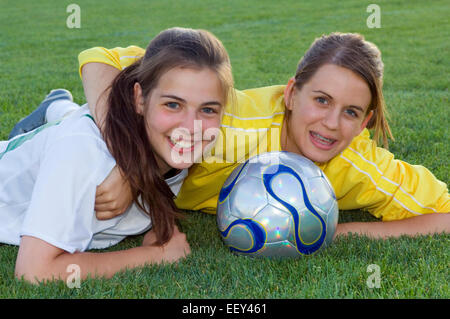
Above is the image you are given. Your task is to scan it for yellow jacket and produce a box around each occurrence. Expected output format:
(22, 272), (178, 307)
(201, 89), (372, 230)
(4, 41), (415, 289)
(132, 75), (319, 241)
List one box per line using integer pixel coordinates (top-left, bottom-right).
(79, 46), (450, 221)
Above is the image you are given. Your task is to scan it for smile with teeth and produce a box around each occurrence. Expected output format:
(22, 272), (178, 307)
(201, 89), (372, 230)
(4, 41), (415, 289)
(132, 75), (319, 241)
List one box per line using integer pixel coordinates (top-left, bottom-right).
(168, 136), (197, 150)
(310, 131), (336, 145)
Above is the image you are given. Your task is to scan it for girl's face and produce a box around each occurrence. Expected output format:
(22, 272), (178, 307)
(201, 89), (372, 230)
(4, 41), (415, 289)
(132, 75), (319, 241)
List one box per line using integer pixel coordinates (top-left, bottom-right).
(282, 64), (373, 163)
(135, 66), (224, 173)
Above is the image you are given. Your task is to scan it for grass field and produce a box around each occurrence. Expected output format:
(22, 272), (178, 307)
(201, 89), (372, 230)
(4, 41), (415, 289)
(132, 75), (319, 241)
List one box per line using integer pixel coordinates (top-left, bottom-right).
(0, 0), (449, 299)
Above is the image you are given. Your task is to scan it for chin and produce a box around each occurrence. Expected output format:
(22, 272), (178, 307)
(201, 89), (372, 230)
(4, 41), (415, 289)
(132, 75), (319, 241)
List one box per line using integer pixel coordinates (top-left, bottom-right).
(165, 153), (199, 170)
(170, 161), (195, 170)
(303, 151), (336, 164)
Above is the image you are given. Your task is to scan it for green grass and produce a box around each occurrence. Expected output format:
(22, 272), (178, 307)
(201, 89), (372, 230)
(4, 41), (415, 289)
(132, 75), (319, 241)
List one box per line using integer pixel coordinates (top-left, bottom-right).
(1, 213), (448, 298)
(0, 0), (449, 298)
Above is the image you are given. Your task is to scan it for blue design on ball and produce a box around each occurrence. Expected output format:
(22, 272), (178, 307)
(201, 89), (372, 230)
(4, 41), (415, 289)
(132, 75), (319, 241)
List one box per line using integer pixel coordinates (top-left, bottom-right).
(262, 164), (326, 255)
(218, 161), (249, 203)
(220, 218), (266, 253)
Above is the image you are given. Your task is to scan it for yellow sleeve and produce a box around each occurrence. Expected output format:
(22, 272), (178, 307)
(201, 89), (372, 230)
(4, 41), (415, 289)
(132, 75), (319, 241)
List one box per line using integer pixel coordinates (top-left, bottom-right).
(175, 162), (238, 214)
(78, 45), (145, 77)
(320, 129), (450, 221)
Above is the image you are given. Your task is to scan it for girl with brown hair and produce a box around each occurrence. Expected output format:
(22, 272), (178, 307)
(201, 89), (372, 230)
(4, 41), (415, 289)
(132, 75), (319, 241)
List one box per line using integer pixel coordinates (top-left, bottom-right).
(73, 31), (448, 239)
(1, 27), (233, 283)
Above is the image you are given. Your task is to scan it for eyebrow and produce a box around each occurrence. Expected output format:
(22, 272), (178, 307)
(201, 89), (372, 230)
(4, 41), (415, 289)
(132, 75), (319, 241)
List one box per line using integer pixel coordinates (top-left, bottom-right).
(312, 90), (365, 113)
(160, 94), (222, 107)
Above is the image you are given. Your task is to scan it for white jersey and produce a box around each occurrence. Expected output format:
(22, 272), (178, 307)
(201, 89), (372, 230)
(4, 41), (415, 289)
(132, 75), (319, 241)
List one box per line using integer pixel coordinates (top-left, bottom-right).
(0, 105), (187, 253)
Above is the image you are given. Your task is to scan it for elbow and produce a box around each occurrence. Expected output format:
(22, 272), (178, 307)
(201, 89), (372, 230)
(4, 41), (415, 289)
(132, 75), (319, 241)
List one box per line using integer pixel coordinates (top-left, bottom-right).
(15, 267), (44, 284)
(14, 261), (61, 285)
(14, 266), (64, 285)
(15, 235), (70, 284)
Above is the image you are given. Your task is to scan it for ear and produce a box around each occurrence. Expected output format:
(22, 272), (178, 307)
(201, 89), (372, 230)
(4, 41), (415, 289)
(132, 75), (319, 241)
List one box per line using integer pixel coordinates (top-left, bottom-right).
(359, 110), (374, 133)
(133, 82), (145, 115)
(284, 77), (296, 110)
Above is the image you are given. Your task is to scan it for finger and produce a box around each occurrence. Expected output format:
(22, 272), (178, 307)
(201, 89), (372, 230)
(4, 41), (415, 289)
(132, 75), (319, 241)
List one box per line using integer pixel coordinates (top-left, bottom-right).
(95, 201), (120, 212)
(95, 210), (121, 220)
(95, 184), (107, 197)
(95, 192), (114, 204)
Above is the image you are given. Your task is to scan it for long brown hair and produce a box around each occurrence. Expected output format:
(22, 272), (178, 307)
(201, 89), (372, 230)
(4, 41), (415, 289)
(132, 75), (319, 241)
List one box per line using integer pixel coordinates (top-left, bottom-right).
(103, 27), (233, 245)
(290, 32), (393, 148)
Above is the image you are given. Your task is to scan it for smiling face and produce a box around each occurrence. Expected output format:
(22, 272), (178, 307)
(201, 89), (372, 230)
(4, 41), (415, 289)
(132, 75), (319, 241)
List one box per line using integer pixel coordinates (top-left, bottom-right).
(281, 64), (373, 163)
(134, 66), (224, 173)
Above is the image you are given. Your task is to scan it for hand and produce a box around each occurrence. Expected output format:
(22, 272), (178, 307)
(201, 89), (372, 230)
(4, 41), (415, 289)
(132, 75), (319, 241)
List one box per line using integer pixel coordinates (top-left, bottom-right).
(142, 226), (191, 263)
(95, 165), (133, 220)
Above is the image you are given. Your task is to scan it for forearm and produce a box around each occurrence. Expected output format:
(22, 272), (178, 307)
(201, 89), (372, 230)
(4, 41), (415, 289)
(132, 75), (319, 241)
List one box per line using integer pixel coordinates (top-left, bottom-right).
(81, 62), (120, 128)
(16, 237), (167, 284)
(335, 213), (450, 239)
(49, 245), (165, 281)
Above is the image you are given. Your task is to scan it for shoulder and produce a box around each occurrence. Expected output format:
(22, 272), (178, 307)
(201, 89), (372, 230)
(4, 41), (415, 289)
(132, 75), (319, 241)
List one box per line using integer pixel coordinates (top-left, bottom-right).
(78, 45), (145, 75)
(78, 45), (145, 59)
(231, 85), (286, 115)
(44, 108), (114, 175)
(51, 108), (102, 142)
(338, 129), (395, 171)
(223, 85), (286, 130)
(112, 45), (145, 69)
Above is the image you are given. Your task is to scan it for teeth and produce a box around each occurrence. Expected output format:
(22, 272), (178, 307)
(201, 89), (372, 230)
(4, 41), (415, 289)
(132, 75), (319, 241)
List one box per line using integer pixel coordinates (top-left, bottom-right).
(312, 132), (335, 144)
(170, 137), (194, 149)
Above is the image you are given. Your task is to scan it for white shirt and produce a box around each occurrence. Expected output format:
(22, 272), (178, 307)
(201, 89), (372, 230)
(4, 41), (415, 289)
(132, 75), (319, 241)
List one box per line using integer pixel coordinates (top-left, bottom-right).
(0, 105), (187, 253)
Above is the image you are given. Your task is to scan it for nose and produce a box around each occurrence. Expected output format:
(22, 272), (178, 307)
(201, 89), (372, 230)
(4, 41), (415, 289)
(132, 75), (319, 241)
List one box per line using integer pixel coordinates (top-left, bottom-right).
(183, 109), (200, 135)
(172, 109), (203, 144)
(322, 108), (339, 130)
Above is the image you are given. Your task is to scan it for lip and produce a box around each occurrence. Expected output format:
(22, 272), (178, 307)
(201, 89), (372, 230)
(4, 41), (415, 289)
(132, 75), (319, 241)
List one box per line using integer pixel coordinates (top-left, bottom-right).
(309, 131), (337, 150)
(168, 136), (195, 153)
(167, 136), (197, 154)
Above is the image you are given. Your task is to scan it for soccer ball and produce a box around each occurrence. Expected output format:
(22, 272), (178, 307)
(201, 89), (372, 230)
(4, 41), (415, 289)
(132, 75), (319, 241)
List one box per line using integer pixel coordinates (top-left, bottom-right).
(217, 151), (339, 257)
